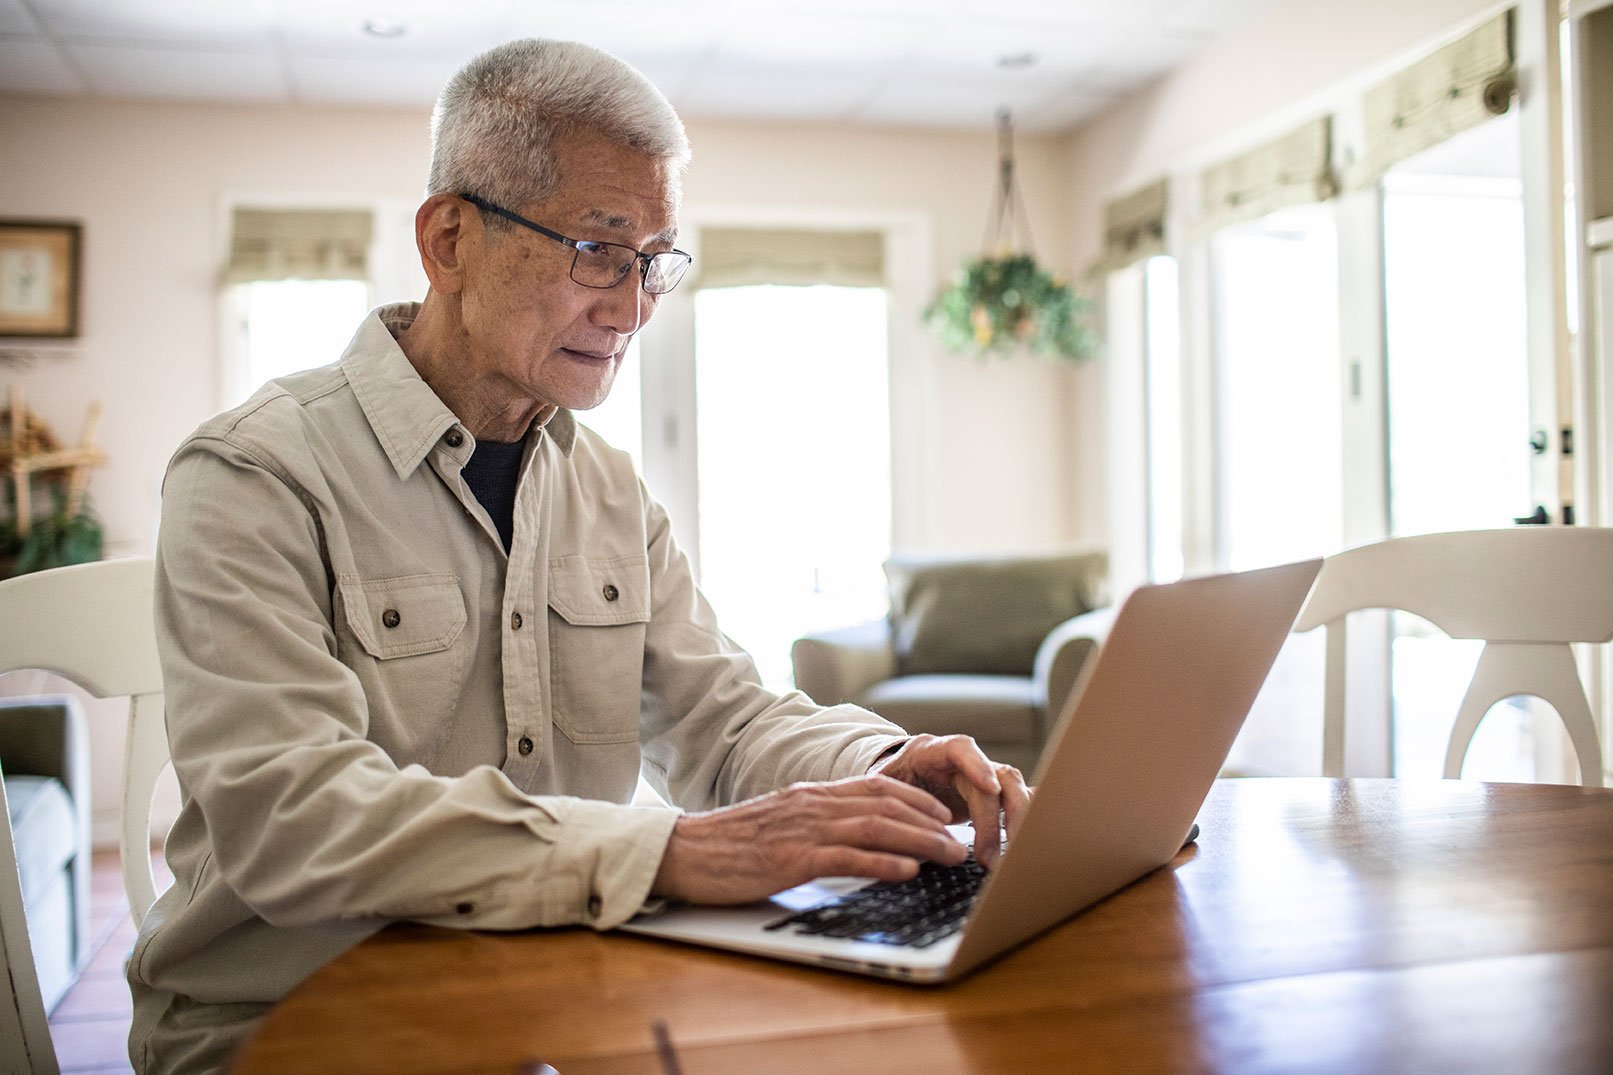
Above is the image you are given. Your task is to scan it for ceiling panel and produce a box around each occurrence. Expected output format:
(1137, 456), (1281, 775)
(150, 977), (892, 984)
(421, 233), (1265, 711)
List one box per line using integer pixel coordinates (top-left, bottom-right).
(860, 74), (1064, 131)
(706, 11), (918, 76)
(0, 37), (84, 95)
(273, 0), (514, 59)
(0, 0), (1278, 132)
(286, 53), (466, 107)
(29, 0), (277, 47)
(67, 42), (287, 102)
(680, 69), (873, 122)
(499, 2), (724, 58)
(0, 0), (39, 34)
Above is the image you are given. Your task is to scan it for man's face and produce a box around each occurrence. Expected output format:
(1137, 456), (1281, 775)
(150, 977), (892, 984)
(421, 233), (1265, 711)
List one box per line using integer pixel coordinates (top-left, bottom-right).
(458, 127), (679, 413)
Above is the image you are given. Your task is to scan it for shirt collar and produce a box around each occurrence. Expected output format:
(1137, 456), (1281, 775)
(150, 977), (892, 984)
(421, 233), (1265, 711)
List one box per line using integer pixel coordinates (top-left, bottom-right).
(340, 302), (577, 479)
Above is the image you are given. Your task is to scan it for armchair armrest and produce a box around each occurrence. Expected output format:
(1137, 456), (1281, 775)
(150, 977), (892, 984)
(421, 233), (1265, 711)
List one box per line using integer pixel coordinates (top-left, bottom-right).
(1033, 605), (1119, 721)
(0, 694), (89, 809)
(791, 619), (897, 705)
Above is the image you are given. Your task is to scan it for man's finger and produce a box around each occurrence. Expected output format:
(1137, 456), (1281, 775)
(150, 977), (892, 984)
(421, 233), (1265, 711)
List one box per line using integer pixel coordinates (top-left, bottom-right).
(818, 814), (969, 866)
(954, 772), (1007, 868)
(789, 778), (952, 828)
(858, 773), (953, 822)
(999, 766), (1031, 844)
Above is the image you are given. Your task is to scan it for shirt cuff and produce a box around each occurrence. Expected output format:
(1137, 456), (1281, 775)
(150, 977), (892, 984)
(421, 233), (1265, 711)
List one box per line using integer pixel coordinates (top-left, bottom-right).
(541, 797), (682, 929)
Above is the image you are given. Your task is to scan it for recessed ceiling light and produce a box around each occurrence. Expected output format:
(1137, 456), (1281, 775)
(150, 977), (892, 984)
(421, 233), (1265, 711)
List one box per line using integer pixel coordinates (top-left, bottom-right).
(362, 18), (408, 39)
(997, 52), (1038, 70)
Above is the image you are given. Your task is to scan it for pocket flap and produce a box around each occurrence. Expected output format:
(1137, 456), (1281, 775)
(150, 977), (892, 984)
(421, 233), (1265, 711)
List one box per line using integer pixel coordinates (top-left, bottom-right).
(548, 554), (650, 626)
(338, 573), (467, 658)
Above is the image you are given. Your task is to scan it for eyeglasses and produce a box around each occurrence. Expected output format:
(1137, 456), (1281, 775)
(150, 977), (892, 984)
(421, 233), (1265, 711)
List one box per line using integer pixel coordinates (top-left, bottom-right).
(460, 193), (693, 295)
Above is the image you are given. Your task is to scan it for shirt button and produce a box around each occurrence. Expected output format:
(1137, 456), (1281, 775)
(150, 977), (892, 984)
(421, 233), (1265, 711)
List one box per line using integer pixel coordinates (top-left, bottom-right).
(510, 611), (523, 630)
(587, 894), (603, 916)
(456, 901), (474, 915)
(602, 583), (619, 602)
(381, 608), (401, 629)
(445, 429), (464, 448)
(517, 736), (534, 756)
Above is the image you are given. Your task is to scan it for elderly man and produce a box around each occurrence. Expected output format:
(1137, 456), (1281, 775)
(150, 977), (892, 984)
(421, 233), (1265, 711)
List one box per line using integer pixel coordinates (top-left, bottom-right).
(129, 38), (1028, 1073)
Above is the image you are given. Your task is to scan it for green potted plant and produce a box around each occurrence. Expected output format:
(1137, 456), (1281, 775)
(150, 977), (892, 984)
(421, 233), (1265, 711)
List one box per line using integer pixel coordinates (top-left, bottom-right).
(925, 111), (1096, 363)
(926, 253), (1094, 361)
(2, 484), (104, 577)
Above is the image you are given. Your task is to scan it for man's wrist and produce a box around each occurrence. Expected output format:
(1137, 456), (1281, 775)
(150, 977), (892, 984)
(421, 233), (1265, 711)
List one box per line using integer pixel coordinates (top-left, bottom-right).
(867, 738), (910, 775)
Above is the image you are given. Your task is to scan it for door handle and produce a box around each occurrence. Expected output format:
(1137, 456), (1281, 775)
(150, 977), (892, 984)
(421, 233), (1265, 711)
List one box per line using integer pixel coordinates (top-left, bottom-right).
(1513, 505), (1549, 525)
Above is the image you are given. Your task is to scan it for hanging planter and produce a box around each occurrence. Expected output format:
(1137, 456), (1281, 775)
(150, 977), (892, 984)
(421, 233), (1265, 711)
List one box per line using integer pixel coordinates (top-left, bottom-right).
(925, 111), (1096, 363)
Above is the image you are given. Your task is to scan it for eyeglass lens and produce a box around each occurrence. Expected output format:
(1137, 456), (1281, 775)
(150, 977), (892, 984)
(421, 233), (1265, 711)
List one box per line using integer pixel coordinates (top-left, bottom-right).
(571, 242), (689, 295)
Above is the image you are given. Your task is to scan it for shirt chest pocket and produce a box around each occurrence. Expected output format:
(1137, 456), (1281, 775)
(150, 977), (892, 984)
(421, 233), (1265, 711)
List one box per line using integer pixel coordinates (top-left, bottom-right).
(547, 554), (650, 745)
(335, 573), (470, 762)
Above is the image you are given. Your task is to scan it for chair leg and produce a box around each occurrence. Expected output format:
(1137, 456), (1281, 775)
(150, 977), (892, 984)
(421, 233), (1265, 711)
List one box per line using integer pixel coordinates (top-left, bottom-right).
(1444, 643), (1604, 787)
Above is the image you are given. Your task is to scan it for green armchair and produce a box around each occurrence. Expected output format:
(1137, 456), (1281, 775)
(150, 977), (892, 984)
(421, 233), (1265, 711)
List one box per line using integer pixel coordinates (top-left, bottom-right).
(0, 694), (91, 1011)
(791, 550), (1113, 773)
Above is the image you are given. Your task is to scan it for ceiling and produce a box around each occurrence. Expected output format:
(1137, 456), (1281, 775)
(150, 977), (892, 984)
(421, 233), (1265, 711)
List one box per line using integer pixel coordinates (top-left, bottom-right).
(0, 0), (1273, 133)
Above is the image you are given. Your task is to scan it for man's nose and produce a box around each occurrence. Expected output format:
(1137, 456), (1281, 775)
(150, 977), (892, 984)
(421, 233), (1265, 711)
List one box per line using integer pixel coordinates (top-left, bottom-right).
(593, 272), (648, 335)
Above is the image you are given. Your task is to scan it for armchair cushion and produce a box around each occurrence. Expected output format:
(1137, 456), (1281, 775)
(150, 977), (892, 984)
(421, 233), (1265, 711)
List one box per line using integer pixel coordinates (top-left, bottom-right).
(0, 694), (91, 1012)
(5, 775), (76, 901)
(885, 550), (1109, 677)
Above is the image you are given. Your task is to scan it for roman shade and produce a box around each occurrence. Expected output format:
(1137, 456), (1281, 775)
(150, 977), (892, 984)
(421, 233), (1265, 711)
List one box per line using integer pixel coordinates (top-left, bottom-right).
(1349, 11), (1516, 189)
(223, 207), (373, 283)
(695, 227), (885, 289)
(1095, 179), (1169, 274)
(1198, 116), (1338, 234)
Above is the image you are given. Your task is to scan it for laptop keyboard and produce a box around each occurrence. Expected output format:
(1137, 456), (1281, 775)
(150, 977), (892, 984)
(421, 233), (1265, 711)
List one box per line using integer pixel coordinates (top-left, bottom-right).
(763, 856), (987, 948)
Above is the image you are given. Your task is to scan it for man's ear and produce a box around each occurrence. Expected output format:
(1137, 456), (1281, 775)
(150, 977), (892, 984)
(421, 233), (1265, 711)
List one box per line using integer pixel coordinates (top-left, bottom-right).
(415, 193), (473, 294)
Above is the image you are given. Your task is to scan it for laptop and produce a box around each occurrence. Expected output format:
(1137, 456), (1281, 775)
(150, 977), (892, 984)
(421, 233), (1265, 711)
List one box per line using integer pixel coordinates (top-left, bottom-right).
(621, 558), (1322, 983)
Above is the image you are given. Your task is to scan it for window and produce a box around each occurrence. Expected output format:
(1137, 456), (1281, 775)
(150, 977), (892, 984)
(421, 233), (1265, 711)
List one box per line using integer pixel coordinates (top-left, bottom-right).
(692, 284), (892, 691)
(1144, 256), (1183, 582)
(1380, 113), (1536, 781)
(226, 279), (370, 408)
(574, 339), (644, 467)
(1211, 203), (1343, 571)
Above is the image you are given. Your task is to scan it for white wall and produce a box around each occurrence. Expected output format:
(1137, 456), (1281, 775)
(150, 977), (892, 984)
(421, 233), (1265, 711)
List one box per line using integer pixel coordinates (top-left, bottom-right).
(0, 98), (1086, 563)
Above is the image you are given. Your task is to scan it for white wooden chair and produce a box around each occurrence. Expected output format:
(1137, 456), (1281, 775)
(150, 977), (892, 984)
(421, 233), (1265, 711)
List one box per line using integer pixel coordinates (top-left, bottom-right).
(2, 765), (61, 1074)
(1293, 528), (1613, 787)
(0, 558), (170, 924)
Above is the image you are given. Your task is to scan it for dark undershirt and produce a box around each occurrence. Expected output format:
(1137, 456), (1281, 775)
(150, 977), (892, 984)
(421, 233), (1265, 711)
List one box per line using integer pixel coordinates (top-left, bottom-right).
(462, 436), (525, 551)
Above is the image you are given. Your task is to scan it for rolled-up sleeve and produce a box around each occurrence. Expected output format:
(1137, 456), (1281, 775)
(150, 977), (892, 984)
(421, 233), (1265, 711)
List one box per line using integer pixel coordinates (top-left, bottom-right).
(633, 489), (908, 810)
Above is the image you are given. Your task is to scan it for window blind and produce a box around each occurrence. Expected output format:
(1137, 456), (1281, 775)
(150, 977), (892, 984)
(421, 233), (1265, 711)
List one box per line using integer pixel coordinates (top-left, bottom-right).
(223, 207), (373, 283)
(1349, 12), (1516, 189)
(695, 227), (885, 289)
(1096, 179), (1169, 274)
(1198, 116), (1338, 234)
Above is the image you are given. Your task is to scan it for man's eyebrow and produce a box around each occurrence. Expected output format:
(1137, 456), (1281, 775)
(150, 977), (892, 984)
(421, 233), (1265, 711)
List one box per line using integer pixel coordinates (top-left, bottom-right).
(581, 207), (678, 246)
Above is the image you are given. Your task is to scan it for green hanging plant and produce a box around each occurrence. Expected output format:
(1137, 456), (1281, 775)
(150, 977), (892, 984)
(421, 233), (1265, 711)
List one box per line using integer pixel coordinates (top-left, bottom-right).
(925, 110), (1097, 363)
(925, 253), (1095, 362)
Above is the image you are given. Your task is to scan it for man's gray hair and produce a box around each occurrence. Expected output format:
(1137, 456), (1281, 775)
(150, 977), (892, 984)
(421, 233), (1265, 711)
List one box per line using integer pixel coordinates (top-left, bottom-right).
(427, 39), (690, 208)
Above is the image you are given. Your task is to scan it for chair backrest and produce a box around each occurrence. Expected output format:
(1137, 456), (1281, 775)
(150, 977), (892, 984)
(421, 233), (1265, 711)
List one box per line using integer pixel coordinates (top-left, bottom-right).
(0, 558), (170, 924)
(1294, 528), (1613, 786)
(1, 764), (61, 1074)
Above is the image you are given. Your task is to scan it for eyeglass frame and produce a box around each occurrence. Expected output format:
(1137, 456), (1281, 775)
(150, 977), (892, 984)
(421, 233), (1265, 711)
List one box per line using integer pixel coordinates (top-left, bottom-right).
(459, 192), (693, 295)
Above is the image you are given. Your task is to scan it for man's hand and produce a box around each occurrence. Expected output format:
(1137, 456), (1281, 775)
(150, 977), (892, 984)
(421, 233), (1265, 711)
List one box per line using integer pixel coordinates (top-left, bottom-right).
(869, 734), (1030, 869)
(651, 775), (968, 905)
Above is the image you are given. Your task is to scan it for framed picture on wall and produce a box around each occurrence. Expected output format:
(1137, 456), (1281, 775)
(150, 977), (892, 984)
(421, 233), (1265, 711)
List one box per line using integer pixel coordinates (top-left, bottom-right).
(0, 220), (82, 338)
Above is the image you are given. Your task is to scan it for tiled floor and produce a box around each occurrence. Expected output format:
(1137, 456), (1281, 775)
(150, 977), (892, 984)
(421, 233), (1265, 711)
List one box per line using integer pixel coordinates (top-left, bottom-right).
(47, 849), (168, 1074)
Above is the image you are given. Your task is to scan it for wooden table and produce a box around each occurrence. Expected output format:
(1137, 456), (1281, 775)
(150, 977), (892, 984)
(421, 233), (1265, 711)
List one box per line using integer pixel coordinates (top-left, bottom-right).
(232, 778), (1613, 1074)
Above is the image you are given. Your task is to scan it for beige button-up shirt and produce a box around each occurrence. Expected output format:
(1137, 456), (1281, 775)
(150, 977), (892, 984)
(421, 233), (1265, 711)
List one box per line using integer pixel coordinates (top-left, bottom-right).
(128, 303), (905, 1073)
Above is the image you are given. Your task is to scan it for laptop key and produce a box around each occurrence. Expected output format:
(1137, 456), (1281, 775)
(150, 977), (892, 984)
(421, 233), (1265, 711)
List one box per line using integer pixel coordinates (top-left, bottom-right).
(764, 857), (987, 948)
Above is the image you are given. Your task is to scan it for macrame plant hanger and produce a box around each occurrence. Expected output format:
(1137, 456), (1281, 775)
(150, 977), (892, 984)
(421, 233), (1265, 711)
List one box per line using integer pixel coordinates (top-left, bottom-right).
(982, 109), (1035, 258)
